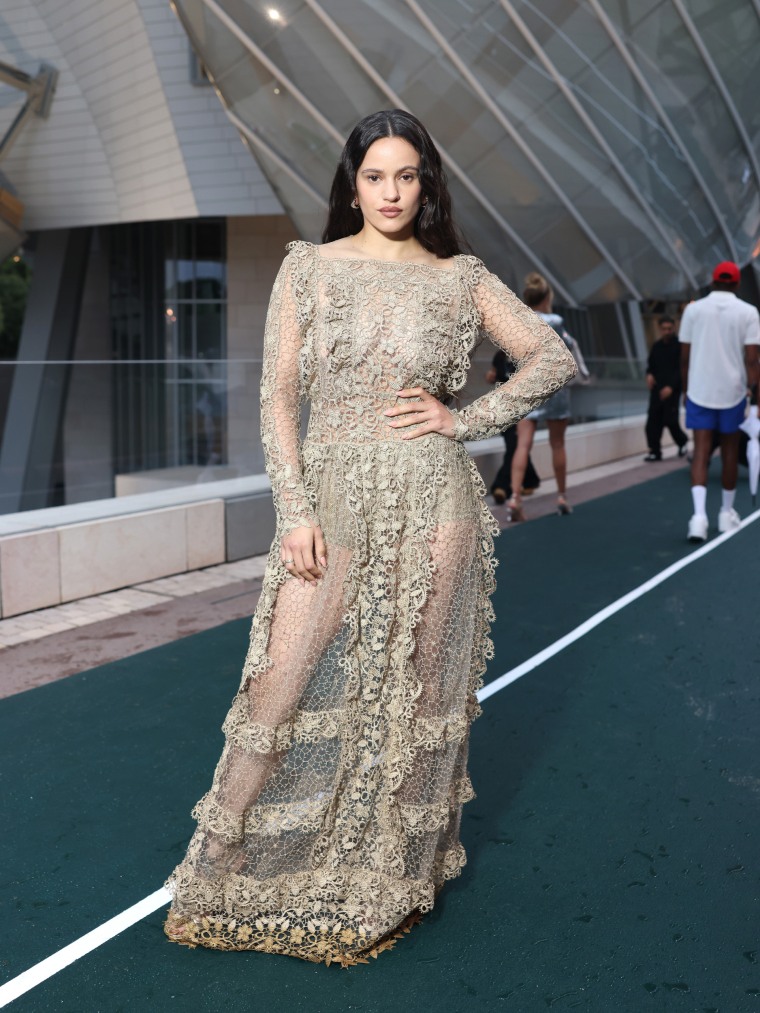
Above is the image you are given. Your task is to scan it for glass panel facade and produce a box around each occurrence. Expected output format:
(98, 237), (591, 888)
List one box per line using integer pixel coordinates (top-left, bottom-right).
(172, 0), (760, 303)
(111, 218), (227, 474)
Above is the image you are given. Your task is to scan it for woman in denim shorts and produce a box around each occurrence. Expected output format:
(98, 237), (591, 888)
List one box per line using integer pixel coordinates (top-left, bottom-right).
(508, 273), (577, 521)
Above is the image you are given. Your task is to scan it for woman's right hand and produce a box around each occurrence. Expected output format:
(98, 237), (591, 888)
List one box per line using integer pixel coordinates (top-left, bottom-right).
(281, 525), (327, 585)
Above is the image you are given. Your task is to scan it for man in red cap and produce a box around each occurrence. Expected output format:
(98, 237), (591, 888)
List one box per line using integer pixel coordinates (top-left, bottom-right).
(680, 261), (760, 541)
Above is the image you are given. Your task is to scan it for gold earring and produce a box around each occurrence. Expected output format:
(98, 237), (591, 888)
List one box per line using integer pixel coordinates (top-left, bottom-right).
(351, 197), (359, 209)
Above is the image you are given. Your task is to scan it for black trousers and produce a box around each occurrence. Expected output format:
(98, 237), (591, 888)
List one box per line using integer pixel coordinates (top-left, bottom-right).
(645, 391), (687, 455)
(492, 427), (540, 496)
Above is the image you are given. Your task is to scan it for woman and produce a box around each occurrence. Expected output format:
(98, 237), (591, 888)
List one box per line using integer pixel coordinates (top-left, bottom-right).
(485, 349), (541, 502)
(507, 273), (582, 521)
(164, 110), (575, 966)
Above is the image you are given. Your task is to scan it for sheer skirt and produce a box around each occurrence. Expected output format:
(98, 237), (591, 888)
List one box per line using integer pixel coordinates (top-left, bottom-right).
(164, 437), (497, 964)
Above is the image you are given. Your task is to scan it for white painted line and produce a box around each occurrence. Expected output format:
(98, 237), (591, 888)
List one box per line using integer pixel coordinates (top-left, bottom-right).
(0, 888), (170, 1008)
(478, 506), (760, 702)
(2, 507), (758, 1006)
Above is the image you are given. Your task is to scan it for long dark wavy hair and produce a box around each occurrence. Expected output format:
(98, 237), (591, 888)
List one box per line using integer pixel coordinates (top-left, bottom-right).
(322, 110), (469, 258)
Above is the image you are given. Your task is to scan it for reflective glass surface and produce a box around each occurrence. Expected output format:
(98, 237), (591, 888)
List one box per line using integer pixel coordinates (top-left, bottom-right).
(111, 218), (227, 476)
(173, 0), (760, 303)
(0, 354), (650, 513)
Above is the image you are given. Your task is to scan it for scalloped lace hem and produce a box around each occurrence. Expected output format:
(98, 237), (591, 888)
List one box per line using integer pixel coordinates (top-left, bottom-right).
(164, 844), (465, 964)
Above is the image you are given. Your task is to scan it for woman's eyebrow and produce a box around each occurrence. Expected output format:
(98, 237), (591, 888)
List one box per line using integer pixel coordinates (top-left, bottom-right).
(359, 165), (420, 173)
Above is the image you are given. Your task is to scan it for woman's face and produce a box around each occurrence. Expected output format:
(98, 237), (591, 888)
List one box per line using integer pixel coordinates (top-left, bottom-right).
(354, 136), (424, 236)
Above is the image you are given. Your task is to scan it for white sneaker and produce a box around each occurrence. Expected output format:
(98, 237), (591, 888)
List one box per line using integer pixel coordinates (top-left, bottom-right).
(687, 514), (708, 542)
(718, 507), (741, 533)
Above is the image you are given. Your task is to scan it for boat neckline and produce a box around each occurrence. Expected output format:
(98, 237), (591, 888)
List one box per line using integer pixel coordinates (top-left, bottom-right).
(308, 243), (460, 273)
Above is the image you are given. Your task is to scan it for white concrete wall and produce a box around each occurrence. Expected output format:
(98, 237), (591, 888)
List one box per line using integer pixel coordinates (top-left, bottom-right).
(226, 215), (299, 476)
(0, 0), (281, 229)
(0, 498), (226, 617)
(138, 0), (282, 218)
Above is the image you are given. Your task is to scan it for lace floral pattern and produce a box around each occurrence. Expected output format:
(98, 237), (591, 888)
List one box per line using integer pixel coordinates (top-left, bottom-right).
(164, 242), (576, 964)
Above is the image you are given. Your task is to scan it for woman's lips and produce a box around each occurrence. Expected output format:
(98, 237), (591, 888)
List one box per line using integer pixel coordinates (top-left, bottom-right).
(379, 208), (402, 217)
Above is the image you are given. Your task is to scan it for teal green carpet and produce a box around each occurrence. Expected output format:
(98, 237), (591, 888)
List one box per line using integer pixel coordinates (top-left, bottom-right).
(1, 468), (758, 1011)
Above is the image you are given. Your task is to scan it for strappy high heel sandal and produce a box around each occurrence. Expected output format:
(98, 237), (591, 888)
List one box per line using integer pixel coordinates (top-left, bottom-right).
(557, 497), (572, 515)
(507, 497), (526, 523)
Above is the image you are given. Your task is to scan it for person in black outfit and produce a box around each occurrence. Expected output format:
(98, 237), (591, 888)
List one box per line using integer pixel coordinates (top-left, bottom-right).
(486, 350), (541, 500)
(644, 315), (688, 461)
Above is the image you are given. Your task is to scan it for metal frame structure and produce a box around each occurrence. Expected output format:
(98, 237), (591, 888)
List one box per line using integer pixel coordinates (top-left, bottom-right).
(670, 0), (760, 193)
(403, 0), (642, 299)
(196, 0), (344, 146)
(301, 0), (576, 303)
(168, 0), (760, 305)
(498, 0), (698, 288)
(225, 109), (329, 210)
(0, 60), (57, 163)
(586, 0), (737, 263)
(188, 0), (577, 302)
(170, 1), (330, 211)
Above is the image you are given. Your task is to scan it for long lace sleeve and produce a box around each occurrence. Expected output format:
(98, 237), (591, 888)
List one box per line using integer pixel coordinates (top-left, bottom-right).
(260, 248), (317, 534)
(451, 266), (577, 440)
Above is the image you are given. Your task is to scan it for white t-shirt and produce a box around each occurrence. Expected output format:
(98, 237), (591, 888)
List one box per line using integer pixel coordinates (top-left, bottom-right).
(679, 291), (760, 408)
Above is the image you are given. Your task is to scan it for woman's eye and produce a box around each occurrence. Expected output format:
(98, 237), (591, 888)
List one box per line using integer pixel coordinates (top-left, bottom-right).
(367, 174), (380, 182)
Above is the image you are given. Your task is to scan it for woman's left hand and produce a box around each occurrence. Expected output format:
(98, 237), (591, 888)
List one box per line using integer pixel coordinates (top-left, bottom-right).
(383, 387), (456, 439)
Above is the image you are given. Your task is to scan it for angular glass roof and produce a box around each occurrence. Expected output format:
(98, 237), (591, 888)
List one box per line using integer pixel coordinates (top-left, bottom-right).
(173, 0), (760, 304)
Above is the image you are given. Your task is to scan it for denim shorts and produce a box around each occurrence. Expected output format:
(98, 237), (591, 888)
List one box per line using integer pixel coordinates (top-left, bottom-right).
(527, 387), (571, 422)
(685, 396), (745, 433)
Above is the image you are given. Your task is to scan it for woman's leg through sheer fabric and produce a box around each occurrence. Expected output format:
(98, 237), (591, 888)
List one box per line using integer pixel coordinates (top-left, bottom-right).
(197, 547), (353, 878)
(395, 520), (479, 879)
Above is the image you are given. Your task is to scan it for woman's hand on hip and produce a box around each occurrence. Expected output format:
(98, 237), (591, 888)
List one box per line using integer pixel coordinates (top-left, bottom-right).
(383, 387), (456, 439)
(281, 525), (327, 585)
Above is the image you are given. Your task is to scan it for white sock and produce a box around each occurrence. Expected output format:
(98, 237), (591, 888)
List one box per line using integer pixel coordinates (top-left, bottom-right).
(721, 488), (736, 511)
(691, 485), (707, 517)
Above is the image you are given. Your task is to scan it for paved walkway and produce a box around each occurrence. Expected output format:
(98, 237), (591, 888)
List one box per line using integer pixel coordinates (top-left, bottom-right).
(0, 558), (269, 650)
(2, 458), (757, 1012)
(0, 557), (267, 697)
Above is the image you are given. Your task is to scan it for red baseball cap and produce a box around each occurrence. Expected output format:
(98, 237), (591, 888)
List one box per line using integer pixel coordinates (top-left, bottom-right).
(712, 260), (740, 284)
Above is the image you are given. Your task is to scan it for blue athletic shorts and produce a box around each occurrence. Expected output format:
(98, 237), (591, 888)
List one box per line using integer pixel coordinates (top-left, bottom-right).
(685, 396), (745, 433)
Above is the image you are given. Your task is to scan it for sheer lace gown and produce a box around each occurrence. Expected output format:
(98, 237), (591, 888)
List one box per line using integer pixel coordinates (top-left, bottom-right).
(164, 241), (576, 965)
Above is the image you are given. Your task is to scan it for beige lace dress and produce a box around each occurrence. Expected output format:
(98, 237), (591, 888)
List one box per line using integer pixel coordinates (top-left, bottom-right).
(164, 240), (576, 965)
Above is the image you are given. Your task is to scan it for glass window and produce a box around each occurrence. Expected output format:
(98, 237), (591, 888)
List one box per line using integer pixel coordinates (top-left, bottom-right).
(111, 218), (227, 474)
(173, 0), (760, 300)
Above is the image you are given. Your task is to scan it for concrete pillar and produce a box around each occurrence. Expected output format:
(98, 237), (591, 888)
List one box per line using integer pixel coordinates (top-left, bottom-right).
(225, 215), (298, 476)
(0, 227), (91, 513)
(62, 227), (114, 504)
